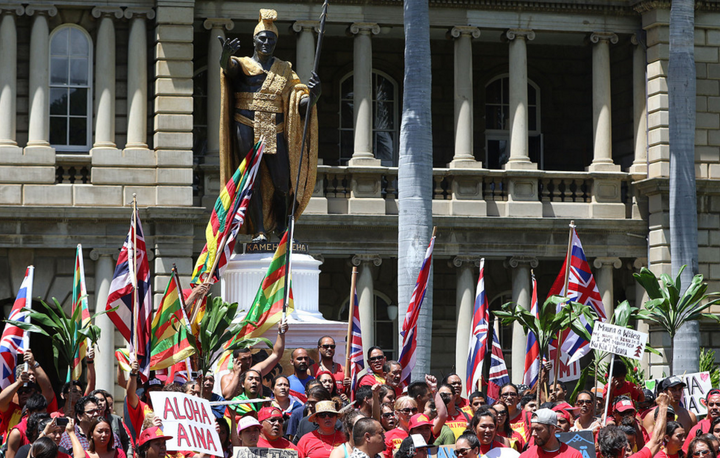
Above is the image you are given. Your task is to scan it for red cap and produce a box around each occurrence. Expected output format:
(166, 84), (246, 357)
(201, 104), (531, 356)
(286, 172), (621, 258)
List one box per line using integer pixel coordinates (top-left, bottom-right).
(137, 427), (173, 446)
(258, 407), (283, 423)
(613, 399), (636, 413)
(409, 413), (433, 430)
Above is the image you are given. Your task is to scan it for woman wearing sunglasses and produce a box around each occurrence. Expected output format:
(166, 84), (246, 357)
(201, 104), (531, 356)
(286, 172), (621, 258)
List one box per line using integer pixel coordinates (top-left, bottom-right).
(455, 432), (481, 458)
(297, 401), (345, 458)
(686, 437), (715, 458)
(491, 402), (525, 451)
(383, 397), (418, 458)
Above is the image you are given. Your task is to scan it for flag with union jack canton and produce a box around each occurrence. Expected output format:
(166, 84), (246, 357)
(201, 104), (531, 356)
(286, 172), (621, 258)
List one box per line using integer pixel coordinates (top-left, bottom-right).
(487, 325), (510, 403)
(0, 266), (34, 389)
(523, 272), (541, 389)
(349, 288), (363, 401)
(548, 227), (607, 364)
(398, 234), (436, 387)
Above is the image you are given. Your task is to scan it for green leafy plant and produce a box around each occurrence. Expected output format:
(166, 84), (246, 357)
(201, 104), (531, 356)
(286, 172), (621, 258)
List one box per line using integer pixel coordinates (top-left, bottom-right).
(6, 298), (107, 380)
(700, 348), (720, 388)
(634, 266), (720, 373)
(185, 295), (271, 396)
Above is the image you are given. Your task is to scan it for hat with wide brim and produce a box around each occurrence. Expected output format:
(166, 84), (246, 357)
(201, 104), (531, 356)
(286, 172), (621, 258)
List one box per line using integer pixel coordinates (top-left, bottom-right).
(308, 400), (340, 422)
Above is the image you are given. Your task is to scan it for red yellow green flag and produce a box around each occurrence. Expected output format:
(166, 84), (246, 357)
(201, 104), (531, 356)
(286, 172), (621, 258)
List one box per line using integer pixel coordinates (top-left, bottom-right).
(71, 244), (90, 381)
(150, 271), (195, 370)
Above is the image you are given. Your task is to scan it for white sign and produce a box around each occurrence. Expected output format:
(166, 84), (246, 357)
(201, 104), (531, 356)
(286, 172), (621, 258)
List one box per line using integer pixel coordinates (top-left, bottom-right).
(549, 344), (582, 382)
(589, 322), (647, 361)
(644, 372), (713, 416)
(150, 392), (222, 455)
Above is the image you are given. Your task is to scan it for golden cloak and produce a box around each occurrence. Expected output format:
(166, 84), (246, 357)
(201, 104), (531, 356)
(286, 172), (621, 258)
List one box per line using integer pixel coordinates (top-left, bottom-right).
(219, 56), (318, 235)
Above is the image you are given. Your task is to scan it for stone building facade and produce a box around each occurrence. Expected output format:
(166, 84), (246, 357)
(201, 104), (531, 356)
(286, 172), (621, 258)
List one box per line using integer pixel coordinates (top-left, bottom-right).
(1, 0), (720, 400)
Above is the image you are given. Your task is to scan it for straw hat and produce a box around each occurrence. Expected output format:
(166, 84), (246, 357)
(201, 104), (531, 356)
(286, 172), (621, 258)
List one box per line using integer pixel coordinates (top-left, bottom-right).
(308, 400), (339, 422)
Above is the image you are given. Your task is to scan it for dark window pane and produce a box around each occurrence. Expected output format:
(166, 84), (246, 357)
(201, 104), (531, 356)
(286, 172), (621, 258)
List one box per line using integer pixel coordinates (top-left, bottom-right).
(487, 139), (509, 170)
(70, 28), (89, 56)
(341, 77), (353, 100)
(528, 84), (536, 105)
(375, 102), (393, 130)
(68, 117), (86, 145)
(529, 106), (537, 131)
(502, 106), (509, 130)
(194, 96), (207, 125)
(376, 76), (393, 102)
(70, 58), (88, 85)
(375, 322), (394, 349)
(51, 29), (68, 55)
(50, 88), (67, 115)
(193, 126), (207, 156)
(486, 79), (502, 104)
(341, 101), (353, 129)
(486, 105), (503, 130)
(50, 57), (68, 85)
(502, 78), (509, 104)
(340, 130), (353, 162)
(50, 117), (67, 145)
(69, 88), (86, 115)
(375, 132), (393, 164)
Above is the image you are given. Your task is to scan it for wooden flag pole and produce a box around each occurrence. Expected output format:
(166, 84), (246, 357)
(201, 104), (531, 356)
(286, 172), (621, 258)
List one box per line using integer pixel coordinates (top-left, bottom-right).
(553, 220), (576, 388)
(132, 194), (139, 361)
(344, 266), (358, 379)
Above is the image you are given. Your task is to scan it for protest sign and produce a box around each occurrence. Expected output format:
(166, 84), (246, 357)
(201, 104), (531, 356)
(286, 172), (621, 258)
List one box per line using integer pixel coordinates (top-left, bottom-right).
(589, 322), (647, 361)
(235, 447), (298, 458)
(644, 372), (713, 416)
(429, 446), (455, 458)
(557, 431), (595, 458)
(150, 392), (222, 455)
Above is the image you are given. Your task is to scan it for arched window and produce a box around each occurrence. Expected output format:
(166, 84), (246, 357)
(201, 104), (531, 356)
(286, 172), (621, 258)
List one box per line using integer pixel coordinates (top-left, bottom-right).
(484, 75), (542, 169)
(339, 70), (399, 166)
(49, 25), (93, 152)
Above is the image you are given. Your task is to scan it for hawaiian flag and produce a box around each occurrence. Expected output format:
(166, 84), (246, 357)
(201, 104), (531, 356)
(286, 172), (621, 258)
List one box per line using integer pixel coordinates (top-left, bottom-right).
(398, 233), (436, 387)
(523, 272), (541, 389)
(0, 266), (34, 389)
(150, 271), (194, 370)
(487, 327), (510, 403)
(548, 226), (607, 364)
(349, 288), (363, 401)
(105, 208), (153, 378)
(191, 139), (265, 286)
(71, 245), (91, 381)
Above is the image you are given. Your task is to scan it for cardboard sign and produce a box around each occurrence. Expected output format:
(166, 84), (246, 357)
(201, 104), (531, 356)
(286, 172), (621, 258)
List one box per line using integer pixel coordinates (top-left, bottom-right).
(234, 447), (298, 458)
(589, 322), (647, 361)
(644, 372), (713, 416)
(150, 392), (222, 455)
(557, 431), (596, 458)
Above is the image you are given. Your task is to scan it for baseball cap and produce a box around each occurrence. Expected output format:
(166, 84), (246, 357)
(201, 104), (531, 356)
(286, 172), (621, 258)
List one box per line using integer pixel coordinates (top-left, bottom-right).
(531, 408), (557, 426)
(614, 399), (636, 413)
(409, 434), (431, 448)
(237, 416), (262, 432)
(258, 406), (283, 422)
(642, 389), (656, 403)
(137, 427), (173, 446)
(661, 376), (686, 392)
(408, 413), (433, 430)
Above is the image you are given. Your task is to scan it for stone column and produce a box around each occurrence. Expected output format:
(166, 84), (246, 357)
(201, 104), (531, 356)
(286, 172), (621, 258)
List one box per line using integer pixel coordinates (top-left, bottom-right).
(593, 257), (621, 319)
(447, 26), (481, 168)
(452, 256), (478, 388)
(507, 256), (538, 383)
(0, 5), (23, 149)
(203, 18), (234, 158)
(125, 8), (154, 150)
(505, 29), (537, 170)
(352, 255), (382, 358)
(588, 32), (620, 172)
(633, 258), (651, 373)
(630, 34), (648, 175)
(26, 5), (57, 148)
(90, 249), (116, 391)
(348, 23), (380, 166)
(293, 21), (318, 84)
(91, 7), (123, 149)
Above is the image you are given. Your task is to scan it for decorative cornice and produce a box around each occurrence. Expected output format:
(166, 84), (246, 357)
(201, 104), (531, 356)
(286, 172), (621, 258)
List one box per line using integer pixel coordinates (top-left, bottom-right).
(292, 20), (320, 34)
(89, 248), (119, 261)
(506, 256), (539, 268)
(633, 257), (648, 270)
(203, 18), (234, 31)
(451, 256), (481, 268)
(124, 7), (155, 20)
(632, 0), (670, 13)
(590, 32), (619, 45)
(506, 29), (536, 41)
(0, 4), (24, 15)
(91, 7), (123, 20)
(352, 254), (382, 267)
(593, 257), (622, 269)
(25, 4), (57, 17)
(348, 22), (380, 36)
(449, 26), (481, 40)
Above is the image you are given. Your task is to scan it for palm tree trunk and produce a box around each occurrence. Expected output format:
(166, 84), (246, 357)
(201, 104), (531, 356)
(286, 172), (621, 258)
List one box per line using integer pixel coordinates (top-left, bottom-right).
(668, 0), (699, 375)
(398, 0), (433, 378)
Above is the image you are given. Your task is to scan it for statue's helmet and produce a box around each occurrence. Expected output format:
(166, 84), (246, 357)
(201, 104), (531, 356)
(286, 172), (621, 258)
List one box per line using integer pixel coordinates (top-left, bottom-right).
(254, 9), (279, 37)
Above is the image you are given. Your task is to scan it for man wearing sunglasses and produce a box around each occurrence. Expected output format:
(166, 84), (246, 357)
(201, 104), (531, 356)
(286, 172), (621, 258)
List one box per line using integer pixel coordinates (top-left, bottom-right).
(643, 376), (697, 434)
(59, 396), (121, 451)
(683, 389), (720, 453)
(312, 337), (349, 396)
(257, 407), (298, 450)
(360, 347), (387, 388)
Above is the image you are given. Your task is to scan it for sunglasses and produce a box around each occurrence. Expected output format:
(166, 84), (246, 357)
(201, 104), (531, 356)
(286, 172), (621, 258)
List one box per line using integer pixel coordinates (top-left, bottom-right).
(494, 410), (507, 416)
(455, 448), (475, 456)
(693, 451), (711, 457)
(382, 412), (395, 418)
(369, 356), (384, 362)
(576, 400), (593, 405)
(318, 412), (337, 419)
(17, 389), (34, 395)
(85, 408), (103, 415)
(265, 418), (283, 423)
(320, 345), (336, 349)
(398, 407), (418, 415)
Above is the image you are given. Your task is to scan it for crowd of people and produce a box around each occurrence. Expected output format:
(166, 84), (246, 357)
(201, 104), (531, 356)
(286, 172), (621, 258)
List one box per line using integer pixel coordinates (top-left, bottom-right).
(0, 326), (716, 458)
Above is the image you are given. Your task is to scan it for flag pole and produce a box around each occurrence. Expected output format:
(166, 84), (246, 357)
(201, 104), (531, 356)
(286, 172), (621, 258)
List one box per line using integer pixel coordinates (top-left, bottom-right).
(344, 266), (358, 379)
(173, 264), (197, 379)
(553, 220), (575, 387)
(132, 194), (138, 362)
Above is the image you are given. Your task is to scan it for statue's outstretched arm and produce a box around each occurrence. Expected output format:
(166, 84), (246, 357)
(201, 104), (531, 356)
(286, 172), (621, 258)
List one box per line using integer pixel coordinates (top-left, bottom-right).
(218, 36), (240, 75)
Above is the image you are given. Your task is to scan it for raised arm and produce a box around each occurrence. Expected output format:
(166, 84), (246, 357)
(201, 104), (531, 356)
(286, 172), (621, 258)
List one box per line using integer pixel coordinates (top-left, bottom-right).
(25, 351), (55, 405)
(252, 321), (288, 377)
(126, 360), (140, 410)
(645, 393), (671, 456)
(67, 419), (85, 458)
(85, 346), (96, 395)
(221, 363), (242, 400)
(218, 37), (240, 77)
(0, 372), (27, 412)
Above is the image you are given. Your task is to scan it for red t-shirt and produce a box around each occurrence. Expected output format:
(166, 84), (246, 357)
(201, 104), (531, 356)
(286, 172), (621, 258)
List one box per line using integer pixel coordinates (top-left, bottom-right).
(258, 436), (299, 450)
(127, 399), (153, 440)
(604, 381), (643, 404)
(0, 403), (22, 441)
(445, 409), (471, 439)
(497, 430), (526, 451)
(383, 428), (409, 458)
(684, 418), (711, 453)
(479, 440), (507, 455)
(311, 363), (346, 395)
(655, 450), (679, 458)
(519, 443), (583, 458)
(358, 373), (385, 388)
(296, 430), (345, 458)
(629, 447), (653, 458)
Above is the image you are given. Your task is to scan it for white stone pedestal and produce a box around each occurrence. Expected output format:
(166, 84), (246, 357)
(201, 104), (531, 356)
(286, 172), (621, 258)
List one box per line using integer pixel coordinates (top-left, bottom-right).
(221, 249), (347, 362)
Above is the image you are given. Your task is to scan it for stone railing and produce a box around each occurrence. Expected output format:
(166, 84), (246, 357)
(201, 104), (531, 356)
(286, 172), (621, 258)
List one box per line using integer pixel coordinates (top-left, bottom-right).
(55, 155), (91, 184)
(306, 165), (637, 219)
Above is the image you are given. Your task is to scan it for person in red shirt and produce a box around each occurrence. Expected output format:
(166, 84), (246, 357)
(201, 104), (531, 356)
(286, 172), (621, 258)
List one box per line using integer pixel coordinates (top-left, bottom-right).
(470, 410), (506, 455)
(359, 348), (387, 388)
(124, 361), (162, 441)
(257, 407), (298, 450)
(684, 389), (720, 453)
(603, 359), (645, 407)
(382, 362), (404, 398)
(657, 421), (686, 458)
(237, 417), (262, 447)
(519, 409), (582, 458)
(311, 337), (349, 396)
(296, 401), (344, 458)
(438, 384), (469, 440)
(596, 393), (671, 458)
(384, 397), (417, 458)
(455, 433), (481, 458)
(493, 402), (526, 451)
(443, 374), (469, 410)
(608, 398), (649, 451)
